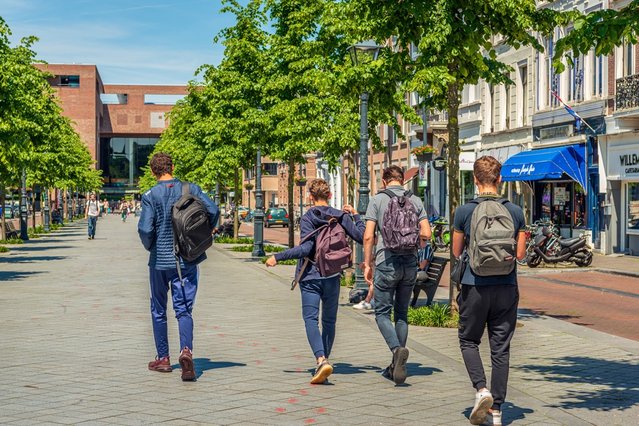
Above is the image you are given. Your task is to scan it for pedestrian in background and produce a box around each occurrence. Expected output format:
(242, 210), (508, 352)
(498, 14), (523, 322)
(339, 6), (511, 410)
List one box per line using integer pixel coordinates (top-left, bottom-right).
(363, 165), (431, 385)
(452, 156), (526, 426)
(266, 179), (365, 384)
(138, 152), (219, 381)
(84, 193), (100, 240)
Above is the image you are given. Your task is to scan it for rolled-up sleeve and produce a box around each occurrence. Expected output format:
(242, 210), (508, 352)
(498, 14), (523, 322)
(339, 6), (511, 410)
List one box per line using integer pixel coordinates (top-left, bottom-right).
(138, 192), (155, 251)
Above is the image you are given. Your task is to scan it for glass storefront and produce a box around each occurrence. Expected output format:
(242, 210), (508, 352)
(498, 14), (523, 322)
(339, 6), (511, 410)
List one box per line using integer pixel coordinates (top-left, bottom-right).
(461, 170), (475, 205)
(100, 137), (159, 189)
(628, 182), (639, 232)
(534, 181), (586, 237)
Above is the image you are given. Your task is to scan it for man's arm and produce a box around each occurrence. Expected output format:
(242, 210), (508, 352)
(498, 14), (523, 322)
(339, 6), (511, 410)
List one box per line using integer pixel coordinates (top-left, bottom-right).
(452, 230), (465, 258)
(419, 218), (432, 245)
(516, 231), (526, 260)
(363, 220), (377, 284)
(137, 193), (156, 251)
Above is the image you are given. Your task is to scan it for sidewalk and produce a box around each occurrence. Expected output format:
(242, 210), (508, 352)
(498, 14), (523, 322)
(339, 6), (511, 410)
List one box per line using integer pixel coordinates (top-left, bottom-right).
(0, 215), (637, 425)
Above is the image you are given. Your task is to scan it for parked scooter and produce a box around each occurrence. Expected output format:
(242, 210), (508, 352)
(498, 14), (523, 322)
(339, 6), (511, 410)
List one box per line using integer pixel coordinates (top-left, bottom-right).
(213, 215), (240, 239)
(526, 226), (593, 268)
(429, 215), (450, 252)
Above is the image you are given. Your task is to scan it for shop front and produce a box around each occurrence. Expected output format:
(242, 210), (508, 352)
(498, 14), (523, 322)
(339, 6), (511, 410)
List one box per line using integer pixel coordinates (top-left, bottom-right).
(501, 144), (589, 238)
(603, 140), (639, 255)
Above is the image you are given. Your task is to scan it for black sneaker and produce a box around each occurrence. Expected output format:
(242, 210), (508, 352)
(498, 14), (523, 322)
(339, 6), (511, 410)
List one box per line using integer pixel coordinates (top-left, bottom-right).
(381, 364), (394, 381)
(391, 347), (409, 384)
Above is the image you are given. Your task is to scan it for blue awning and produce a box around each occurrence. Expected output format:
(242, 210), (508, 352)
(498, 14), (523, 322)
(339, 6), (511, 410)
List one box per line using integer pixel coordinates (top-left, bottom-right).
(501, 144), (587, 192)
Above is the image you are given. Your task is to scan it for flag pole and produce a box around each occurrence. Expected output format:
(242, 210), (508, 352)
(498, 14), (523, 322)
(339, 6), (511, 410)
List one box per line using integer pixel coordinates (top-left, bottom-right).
(551, 91), (596, 134)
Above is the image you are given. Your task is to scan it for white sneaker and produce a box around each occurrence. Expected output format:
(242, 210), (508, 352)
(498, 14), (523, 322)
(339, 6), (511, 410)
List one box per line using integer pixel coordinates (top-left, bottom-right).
(469, 389), (493, 425)
(353, 300), (372, 310)
(489, 410), (502, 426)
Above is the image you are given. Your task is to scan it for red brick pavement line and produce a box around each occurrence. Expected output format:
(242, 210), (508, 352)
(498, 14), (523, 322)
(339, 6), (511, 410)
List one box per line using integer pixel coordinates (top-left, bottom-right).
(524, 270), (639, 296)
(519, 275), (639, 341)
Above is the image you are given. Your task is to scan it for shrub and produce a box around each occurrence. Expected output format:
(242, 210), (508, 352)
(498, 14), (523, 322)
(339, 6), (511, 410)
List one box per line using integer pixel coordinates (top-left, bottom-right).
(0, 238), (23, 244)
(230, 244), (286, 253)
(340, 274), (355, 287)
(0, 246), (8, 253)
(408, 304), (458, 328)
(259, 256), (297, 265)
(214, 236), (254, 244)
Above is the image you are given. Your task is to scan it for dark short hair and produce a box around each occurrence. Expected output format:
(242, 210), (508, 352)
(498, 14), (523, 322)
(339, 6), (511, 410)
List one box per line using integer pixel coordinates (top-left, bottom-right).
(308, 179), (330, 201)
(382, 165), (404, 184)
(150, 153), (173, 177)
(473, 156), (502, 185)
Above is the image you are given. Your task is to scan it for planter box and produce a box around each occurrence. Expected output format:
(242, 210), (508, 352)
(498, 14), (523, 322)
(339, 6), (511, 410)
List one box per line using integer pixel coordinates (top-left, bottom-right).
(295, 180), (307, 187)
(415, 152), (433, 162)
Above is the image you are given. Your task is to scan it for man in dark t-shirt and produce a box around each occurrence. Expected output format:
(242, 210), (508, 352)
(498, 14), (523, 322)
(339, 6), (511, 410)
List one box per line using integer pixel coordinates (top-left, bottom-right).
(452, 156), (526, 426)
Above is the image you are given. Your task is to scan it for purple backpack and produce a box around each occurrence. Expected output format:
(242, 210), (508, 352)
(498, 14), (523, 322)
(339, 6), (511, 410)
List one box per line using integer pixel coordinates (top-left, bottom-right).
(291, 213), (352, 290)
(380, 189), (420, 252)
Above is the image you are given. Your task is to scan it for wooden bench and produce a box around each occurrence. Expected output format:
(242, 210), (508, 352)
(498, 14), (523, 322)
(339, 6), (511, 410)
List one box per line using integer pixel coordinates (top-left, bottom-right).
(3, 220), (19, 239)
(411, 256), (449, 307)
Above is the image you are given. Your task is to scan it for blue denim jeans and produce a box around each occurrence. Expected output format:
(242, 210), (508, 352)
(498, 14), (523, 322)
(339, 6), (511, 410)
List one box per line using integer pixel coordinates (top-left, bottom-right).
(373, 254), (417, 351)
(149, 265), (199, 358)
(87, 216), (97, 237)
(299, 277), (341, 359)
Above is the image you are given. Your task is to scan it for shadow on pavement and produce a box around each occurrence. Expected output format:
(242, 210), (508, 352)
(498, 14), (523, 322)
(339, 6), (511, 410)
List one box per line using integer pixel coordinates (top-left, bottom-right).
(518, 356), (639, 411)
(330, 363), (381, 375)
(191, 358), (246, 379)
(519, 308), (592, 327)
(6, 245), (74, 252)
(406, 362), (443, 377)
(0, 271), (43, 281)
(462, 402), (534, 425)
(0, 255), (67, 264)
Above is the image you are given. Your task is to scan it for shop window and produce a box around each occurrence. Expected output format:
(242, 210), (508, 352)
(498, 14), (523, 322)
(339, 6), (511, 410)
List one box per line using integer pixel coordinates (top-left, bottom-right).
(461, 171), (475, 204)
(628, 183), (639, 232)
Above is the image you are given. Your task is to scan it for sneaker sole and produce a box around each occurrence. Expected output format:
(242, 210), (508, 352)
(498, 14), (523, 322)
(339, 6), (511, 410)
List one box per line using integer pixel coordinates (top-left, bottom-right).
(469, 395), (493, 425)
(179, 357), (196, 381)
(148, 366), (172, 373)
(392, 347), (409, 385)
(310, 363), (333, 384)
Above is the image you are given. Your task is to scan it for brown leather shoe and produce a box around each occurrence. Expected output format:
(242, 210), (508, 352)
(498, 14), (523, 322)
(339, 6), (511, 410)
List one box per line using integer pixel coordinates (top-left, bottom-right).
(148, 356), (172, 372)
(179, 347), (196, 381)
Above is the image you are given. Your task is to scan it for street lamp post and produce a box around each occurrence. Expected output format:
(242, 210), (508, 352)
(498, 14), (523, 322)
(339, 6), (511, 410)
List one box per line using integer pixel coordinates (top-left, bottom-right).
(19, 168), (28, 240)
(214, 181), (221, 227)
(252, 148), (266, 257)
(43, 187), (50, 232)
(348, 40), (381, 299)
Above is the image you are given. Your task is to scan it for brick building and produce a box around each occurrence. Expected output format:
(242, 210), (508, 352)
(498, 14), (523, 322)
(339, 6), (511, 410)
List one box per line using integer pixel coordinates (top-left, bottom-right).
(35, 64), (186, 199)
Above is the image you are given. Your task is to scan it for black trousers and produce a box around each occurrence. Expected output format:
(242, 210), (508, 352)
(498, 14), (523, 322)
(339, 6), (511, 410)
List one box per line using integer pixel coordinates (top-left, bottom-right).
(458, 284), (519, 409)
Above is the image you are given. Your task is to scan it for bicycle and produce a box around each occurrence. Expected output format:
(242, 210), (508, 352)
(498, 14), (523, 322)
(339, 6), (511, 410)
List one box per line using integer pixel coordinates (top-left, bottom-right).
(293, 216), (301, 231)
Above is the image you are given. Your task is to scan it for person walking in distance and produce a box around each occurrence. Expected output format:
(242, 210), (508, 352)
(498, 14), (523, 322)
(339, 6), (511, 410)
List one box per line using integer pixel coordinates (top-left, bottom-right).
(85, 193), (100, 240)
(452, 156), (526, 426)
(138, 153), (219, 381)
(265, 179), (364, 384)
(363, 165), (431, 385)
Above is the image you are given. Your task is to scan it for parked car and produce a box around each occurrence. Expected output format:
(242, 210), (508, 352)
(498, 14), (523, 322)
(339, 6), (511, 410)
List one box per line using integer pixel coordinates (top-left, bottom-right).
(265, 207), (289, 228)
(237, 206), (249, 219)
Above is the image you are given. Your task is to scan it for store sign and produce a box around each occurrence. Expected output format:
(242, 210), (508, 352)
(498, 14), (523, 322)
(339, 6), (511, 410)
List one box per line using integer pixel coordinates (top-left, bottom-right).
(433, 157), (447, 171)
(507, 163), (536, 177)
(459, 152), (475, 171)
(609, 147), (639, 179)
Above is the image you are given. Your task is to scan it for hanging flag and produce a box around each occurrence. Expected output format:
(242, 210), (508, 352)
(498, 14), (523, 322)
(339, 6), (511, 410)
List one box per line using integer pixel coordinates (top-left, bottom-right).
(551, 91), (595, 133)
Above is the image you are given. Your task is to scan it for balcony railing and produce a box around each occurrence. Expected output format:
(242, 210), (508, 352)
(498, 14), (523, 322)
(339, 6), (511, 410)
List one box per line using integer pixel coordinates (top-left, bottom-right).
(616, 74), (639, 111)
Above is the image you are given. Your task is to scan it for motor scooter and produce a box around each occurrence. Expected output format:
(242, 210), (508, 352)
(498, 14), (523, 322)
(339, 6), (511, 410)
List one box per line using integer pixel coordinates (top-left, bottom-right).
(429, 215), (450, 252)
(526, 226), (592, 268)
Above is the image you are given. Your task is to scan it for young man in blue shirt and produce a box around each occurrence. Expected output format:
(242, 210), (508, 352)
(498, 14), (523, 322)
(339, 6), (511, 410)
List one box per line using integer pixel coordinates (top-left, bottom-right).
(138, 153), (219, 381)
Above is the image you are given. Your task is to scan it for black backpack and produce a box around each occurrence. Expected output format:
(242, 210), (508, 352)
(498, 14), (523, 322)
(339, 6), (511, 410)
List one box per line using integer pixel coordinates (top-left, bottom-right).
(172, 182), (214, 263)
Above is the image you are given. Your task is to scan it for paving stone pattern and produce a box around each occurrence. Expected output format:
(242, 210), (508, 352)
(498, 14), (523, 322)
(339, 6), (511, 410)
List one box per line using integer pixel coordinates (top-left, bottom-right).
(0, 215), (638, 425)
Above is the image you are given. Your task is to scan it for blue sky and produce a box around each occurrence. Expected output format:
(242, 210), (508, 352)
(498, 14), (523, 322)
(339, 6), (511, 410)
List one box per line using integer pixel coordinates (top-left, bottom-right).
(0, 0), (238, 85)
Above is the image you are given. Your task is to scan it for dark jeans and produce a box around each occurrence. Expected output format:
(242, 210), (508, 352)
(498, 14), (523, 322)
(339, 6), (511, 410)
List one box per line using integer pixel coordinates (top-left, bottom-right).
(458, 284), (519, 409)
(87, 216), (97, 237)
(149, 265), (199, 358)
(299, 277), (341, 359)
(373, 254), (417, 351)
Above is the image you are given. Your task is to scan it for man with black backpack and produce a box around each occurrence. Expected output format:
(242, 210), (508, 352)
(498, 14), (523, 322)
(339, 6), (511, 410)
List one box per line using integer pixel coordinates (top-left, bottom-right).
(452, 156), (526, 426)
(138, 153), (219, 381)
(363, 165), (431, 385)
(265, 179), (364, 385)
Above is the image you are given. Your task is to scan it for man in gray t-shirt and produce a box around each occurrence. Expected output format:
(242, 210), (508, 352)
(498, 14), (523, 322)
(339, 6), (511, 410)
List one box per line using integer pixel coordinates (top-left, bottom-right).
(363, 165), (431, 385)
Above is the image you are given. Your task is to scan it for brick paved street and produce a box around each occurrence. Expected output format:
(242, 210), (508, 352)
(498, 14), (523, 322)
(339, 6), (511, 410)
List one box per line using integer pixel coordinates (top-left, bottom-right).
(1, 215), (638, 425)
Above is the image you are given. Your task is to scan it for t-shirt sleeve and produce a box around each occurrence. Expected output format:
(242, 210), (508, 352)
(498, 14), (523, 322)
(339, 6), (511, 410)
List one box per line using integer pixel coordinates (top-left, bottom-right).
(514, 205), (526, 231)
(412, 196), (428, 222)
(364, 195), (379, 222)
(453, 204), (469, 233)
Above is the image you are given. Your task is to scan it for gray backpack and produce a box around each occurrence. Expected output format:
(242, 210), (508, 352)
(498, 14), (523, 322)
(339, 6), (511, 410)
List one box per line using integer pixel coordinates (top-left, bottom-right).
(380, 189), (420, 252)
(468, 198), (516, 276)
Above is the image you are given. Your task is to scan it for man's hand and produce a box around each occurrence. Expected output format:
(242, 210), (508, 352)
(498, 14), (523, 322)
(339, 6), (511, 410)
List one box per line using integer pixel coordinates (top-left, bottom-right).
(265, 256), (277, 267)
(364, 263), (373, 285)
(343, 204), (356, 215)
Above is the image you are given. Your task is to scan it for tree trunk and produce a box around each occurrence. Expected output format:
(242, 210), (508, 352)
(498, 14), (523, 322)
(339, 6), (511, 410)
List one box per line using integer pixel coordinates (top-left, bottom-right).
(233, 168), (240, 239)
(447, 79), (461, 312)
(287, 157), (295, 248)
(63, 190), (68, 222)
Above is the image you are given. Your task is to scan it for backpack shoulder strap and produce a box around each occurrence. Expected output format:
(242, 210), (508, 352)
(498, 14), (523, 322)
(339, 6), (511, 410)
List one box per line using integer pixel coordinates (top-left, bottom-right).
(403, 190), (413, 197)
(182, 181), (190, 196)
(381, 189), (396, 199)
